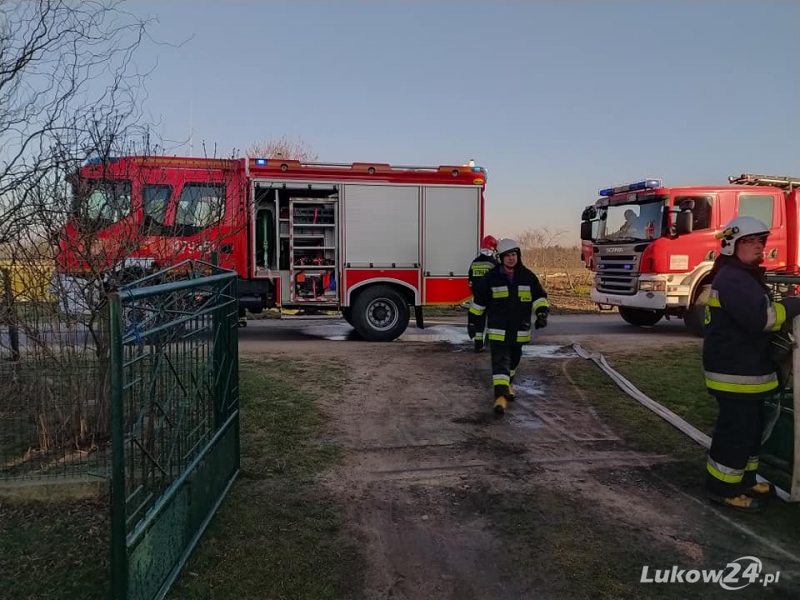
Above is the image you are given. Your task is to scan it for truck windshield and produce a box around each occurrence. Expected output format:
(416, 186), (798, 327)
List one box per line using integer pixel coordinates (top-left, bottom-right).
(69, 179), (132, 230)
(596, 197), (666, 243)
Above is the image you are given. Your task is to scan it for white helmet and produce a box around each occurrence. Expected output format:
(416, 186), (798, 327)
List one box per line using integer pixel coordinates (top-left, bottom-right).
(716, 216), (770, 256)
(496, 238), (520, 256)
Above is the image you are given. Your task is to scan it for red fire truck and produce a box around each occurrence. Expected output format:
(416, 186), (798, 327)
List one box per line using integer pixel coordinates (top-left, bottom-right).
(56, 155), (487, 341)
(580, 174), (800, 336)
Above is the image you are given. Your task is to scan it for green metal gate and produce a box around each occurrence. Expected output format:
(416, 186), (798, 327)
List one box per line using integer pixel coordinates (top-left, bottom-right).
(108, 261), (240, 599)
(763, 274), (799, 501)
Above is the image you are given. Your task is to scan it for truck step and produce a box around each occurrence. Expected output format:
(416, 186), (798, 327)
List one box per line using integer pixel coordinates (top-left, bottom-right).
(279, 313), (342, 321)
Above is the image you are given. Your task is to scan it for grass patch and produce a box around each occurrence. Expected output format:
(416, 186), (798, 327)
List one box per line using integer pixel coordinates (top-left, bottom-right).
(570, 344), (717, 457)
(0, 494), (110, 600)
(467, 485), (720, 600)
(0, 358), (362, 600)
(565, 345), (800, 552)
(169, 357), (364, 600)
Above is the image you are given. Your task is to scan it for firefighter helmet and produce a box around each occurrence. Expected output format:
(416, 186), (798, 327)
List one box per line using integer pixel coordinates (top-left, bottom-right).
(716, 216), (770, 256)
(480, 235), (498, 251)
(496, 238), (520, 257)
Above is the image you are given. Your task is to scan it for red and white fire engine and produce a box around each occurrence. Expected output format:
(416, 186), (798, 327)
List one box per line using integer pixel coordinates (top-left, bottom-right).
(580, 174), (800, 336)
(56, 155), (487, 341)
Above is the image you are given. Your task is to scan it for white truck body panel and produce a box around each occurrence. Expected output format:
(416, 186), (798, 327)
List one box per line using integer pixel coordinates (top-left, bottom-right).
(342, 184), (420, 268)
(423, 186), (480, 276)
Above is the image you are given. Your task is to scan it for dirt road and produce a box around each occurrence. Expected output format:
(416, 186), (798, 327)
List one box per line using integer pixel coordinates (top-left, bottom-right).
(239, 320), (799, 599)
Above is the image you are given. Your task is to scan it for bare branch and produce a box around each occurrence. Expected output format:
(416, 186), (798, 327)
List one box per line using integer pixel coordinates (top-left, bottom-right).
(0, 0), (156, 242)
(245, 135), (318, 161)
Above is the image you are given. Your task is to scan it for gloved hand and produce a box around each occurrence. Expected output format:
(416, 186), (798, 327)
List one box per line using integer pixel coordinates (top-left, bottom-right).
(474, 339), (484, 352)
(467, 323), (476, 340)
(534, 309), (548, 330)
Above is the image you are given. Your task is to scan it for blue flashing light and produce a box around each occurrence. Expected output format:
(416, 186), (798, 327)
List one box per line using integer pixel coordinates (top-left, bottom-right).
(471, 165), (488, 181)
(254, 158), (267, 166)
(598, 179), (663, 197)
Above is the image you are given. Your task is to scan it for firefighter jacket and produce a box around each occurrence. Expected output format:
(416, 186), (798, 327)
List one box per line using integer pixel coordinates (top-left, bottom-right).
(703, 257), (800, 398)
(468, 261), (549, 344)
(468, 252), (498, 289)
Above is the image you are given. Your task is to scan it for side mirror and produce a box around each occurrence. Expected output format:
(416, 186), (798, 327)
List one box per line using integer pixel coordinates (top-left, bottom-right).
(679, 199), (695, 211)
(580, 221), (594, 241)
(675, 211), (694, 235)
(581, 206), (597, 221)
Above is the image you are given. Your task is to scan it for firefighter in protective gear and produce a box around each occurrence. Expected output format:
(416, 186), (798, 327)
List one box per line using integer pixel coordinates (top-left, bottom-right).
(468, 238), (550, 415)
(703, 215), (800, 512)
(468, 235), (499, 352)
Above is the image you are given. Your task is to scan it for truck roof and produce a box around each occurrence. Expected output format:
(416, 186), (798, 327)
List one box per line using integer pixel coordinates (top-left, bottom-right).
(80, 155), (488, 187)
(596, 174), (800, 205)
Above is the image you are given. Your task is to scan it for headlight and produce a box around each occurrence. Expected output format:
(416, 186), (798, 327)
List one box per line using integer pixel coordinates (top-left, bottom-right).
(639, 281), (666, 292)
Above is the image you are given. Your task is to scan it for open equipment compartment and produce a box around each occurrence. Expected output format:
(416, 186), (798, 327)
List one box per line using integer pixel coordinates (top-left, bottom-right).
(288, 196), (338, 305)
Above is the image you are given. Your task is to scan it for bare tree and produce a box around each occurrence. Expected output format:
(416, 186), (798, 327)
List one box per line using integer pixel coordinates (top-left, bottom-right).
(0, 0), (169, 475)
(0, 0), (158, 243)
(517, 226), (567, 278)
(245, 135), (318, 161)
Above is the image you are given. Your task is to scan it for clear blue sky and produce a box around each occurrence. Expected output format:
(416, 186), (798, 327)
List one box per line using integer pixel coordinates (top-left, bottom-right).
(130, 1), (799, 244)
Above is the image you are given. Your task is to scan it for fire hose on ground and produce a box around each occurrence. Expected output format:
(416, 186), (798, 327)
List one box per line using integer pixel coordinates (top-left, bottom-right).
(571, 340), (799, 504)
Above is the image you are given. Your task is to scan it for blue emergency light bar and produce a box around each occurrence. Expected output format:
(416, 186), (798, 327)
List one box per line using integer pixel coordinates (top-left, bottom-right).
(598, 179), (663, 197)
(254, 158), (268, 166)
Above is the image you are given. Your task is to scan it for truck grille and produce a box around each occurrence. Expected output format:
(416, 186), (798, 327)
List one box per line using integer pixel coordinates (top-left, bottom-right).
(595, 254), (638, 295)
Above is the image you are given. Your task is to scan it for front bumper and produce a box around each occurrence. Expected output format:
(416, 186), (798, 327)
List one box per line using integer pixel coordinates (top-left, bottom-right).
(590, 287), (668, 311)
(592, 274), (674, 311)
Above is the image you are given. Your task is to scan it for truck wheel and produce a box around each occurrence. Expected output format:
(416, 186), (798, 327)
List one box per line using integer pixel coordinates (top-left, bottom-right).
(351, 285), (410, 342)
(618, 306), (664, 327)
(684, 284), (710, 338)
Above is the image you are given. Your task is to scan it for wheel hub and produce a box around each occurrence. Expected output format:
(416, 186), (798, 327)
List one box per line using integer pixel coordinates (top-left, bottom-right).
(367, 299), (399, 331)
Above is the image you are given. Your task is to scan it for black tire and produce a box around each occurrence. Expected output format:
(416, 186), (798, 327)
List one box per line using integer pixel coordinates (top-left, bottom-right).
(684, 284), (710, 338)
(618, 306), (664, 327)
(351, 285), (410, 342)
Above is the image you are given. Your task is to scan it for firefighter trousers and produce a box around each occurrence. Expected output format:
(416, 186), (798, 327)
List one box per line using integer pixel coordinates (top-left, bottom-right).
(706, 393), (765, 498)
(490, 341), (522, 398)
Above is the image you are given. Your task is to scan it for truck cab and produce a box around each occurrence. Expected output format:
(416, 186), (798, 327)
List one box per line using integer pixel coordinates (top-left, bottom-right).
(580, 175), (800, 336)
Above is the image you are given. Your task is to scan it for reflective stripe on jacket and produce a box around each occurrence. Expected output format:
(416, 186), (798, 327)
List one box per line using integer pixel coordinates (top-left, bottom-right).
(702, 258), (800, 397)
(468, 263), (549, 344)
(468, 253), (497, 289)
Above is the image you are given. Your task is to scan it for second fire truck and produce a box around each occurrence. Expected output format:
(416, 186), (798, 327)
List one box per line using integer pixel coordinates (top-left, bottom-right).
(580, 174), (800, 336)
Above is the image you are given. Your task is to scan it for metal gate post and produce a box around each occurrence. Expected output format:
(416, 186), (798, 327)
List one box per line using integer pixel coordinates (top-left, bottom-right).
(109, 293), (128, 599)
(792, 315), (800, 502)
(212, 280), (226, 428)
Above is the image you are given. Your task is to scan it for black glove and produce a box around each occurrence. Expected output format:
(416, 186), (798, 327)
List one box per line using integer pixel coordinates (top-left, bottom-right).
(467, 323), (476, 340)
(534, 310), (548, 330)
(474, 339), (484, 353)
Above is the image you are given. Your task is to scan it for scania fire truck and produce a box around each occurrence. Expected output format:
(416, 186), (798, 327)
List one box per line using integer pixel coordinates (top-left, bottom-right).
(580, 174), (800, 336)
(56, 155), (487, 341)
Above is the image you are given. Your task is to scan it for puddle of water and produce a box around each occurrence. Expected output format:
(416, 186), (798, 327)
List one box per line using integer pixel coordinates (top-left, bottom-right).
(298, 321), (576, 360)
(300, 323), (356, 341)
(521, 344), (576, 358)
(399, 325), (470, 344)
(512, 379), (545, 396)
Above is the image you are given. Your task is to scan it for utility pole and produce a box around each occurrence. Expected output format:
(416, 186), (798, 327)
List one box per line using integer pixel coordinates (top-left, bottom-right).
(189, 102), (194, 157)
